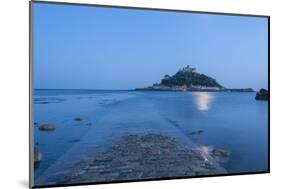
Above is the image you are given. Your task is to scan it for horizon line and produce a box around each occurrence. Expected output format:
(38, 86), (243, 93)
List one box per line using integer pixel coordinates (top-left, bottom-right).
(34, 88), (133, 91)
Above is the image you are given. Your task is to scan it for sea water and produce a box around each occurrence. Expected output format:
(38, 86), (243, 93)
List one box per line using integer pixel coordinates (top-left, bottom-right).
(33, 89), (268, 183)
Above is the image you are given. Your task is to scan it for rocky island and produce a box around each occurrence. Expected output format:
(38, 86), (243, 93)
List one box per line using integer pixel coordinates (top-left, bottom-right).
(255, 88), (269, 101)
(135, 65), (254, 92)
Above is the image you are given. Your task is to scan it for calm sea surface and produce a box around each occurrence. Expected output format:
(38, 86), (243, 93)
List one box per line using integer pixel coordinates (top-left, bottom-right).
(34, 89), (268, 183)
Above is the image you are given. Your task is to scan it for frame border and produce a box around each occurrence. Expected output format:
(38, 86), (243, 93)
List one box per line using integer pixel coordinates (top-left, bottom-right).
(29, 1), (34, 188)
(29, 1), (270, 188)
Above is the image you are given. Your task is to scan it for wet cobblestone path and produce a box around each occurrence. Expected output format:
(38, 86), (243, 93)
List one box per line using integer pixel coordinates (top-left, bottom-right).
(67, 134), (225, 183)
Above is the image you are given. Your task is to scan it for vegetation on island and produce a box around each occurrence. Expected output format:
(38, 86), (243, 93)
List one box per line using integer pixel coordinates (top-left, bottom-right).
(158, 65), (223, 88)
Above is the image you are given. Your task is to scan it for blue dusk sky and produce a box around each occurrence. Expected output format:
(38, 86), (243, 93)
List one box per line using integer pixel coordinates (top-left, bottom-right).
(34, 2), (268, 90)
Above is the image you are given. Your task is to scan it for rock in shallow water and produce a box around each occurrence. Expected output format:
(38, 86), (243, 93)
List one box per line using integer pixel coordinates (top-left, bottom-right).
(74, 117), (82, 122)
(34, 147), (42, 169)
(189, 130), (204, 135)
(211, 148), (230, 162)
(255, 88), (268, 101)
(38, 124), (55, 132)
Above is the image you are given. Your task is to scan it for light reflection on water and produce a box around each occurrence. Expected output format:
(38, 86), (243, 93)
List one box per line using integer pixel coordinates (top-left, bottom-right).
(194, 92), (215, 111)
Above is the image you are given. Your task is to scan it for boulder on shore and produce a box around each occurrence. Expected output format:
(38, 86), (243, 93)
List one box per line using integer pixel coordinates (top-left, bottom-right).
(38, 123), (55, 132)
(255, 88), (268, 101)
